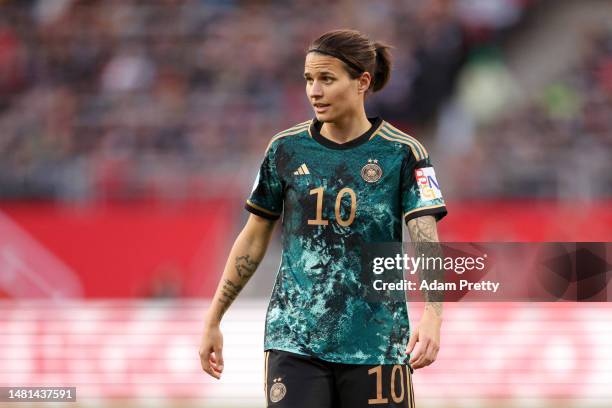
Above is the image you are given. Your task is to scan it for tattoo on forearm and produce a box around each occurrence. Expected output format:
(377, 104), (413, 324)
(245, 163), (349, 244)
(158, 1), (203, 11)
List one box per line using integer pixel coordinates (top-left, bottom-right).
(216, 254), (260, 319)
(408, 216), (444, 316)
(235, 254), (259, 279)
(218, 278), (242, 316)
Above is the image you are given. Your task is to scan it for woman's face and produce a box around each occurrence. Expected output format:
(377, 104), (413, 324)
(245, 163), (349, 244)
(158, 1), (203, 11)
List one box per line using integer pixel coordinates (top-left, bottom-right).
(304, 52), (369, 122)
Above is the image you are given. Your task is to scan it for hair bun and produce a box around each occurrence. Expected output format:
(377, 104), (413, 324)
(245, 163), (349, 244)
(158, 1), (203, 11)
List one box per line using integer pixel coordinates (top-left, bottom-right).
(371, 41), (392, 92)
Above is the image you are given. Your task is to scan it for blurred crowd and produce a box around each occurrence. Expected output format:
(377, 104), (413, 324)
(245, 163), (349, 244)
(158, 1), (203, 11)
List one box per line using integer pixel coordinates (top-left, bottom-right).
(0, 0), (609, 202)
(439, 21), (612, 199)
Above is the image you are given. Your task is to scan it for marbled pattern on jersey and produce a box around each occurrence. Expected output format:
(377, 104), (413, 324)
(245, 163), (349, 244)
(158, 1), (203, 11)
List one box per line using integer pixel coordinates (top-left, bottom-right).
(247, 119), (447, 365)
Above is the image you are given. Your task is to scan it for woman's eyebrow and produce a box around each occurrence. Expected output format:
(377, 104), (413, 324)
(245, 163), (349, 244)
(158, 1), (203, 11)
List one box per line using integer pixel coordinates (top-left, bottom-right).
(304, 70), (336, 77)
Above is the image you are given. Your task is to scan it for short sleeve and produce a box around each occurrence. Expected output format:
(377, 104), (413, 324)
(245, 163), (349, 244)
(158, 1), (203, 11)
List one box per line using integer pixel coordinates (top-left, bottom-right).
(245, 145), (283, 220)
(401, 154), (448, 224)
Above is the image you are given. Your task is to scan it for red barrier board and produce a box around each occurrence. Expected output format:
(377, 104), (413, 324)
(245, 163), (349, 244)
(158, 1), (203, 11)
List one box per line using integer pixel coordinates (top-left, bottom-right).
(0, 200), (610, 299)
(0, 201), (234, 299)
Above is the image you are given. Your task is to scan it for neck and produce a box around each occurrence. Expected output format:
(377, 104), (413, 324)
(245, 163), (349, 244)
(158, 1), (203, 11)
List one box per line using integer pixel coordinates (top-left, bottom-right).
(320, 108), (371, 143)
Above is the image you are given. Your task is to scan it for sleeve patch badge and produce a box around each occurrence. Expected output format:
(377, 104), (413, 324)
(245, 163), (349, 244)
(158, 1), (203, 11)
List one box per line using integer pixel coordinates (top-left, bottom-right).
(415, 167), (443, 200)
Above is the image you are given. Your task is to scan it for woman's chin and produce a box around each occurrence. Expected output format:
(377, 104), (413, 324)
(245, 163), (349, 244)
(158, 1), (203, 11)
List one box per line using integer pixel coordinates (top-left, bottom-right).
(315, 111), (334, 122)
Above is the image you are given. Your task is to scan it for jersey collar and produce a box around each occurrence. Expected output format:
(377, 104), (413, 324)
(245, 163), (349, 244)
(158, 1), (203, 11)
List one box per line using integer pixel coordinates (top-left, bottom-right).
(309, 117), (383, 150)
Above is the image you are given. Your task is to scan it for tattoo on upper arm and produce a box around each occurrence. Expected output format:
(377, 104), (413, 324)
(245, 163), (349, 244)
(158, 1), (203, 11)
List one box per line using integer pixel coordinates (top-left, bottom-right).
(407, 216), (438, 242)
(407, 216), (443, 316)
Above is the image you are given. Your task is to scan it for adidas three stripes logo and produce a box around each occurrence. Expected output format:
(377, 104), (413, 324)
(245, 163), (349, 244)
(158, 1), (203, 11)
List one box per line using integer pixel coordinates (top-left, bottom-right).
(293, 164), (310, 175)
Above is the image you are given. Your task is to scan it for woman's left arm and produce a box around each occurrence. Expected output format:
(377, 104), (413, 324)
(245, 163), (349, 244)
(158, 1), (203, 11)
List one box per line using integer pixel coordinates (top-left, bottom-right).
(405, 215), (443, 369)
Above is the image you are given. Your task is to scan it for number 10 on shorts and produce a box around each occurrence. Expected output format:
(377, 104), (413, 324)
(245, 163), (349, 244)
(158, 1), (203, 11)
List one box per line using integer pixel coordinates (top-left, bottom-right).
(367, 365), (414, 406)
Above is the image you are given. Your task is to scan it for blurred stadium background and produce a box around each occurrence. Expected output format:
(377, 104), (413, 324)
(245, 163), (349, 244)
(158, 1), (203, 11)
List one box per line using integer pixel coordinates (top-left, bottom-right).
(0, 0), (611, 407)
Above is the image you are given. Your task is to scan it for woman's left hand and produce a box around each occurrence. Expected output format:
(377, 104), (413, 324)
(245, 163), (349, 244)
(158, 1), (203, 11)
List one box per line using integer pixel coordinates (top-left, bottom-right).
(405, 306), (442, 369)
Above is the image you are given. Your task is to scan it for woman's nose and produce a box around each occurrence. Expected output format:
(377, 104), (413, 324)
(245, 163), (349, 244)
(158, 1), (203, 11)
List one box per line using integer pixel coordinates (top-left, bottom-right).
(309, 81), (323, 97)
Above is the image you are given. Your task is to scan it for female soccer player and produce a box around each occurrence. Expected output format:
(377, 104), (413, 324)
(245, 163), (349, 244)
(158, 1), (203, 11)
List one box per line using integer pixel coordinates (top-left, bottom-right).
(200, 29), (447, 407)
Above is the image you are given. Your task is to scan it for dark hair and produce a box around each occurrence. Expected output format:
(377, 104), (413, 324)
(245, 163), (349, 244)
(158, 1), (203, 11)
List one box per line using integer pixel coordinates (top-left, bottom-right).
(307, 29), (392, 93)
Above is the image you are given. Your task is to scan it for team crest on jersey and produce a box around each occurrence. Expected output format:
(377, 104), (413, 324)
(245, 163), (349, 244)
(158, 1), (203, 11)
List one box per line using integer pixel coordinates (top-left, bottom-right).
(361, 159), (382, 183)
(270, 378), (287, 403)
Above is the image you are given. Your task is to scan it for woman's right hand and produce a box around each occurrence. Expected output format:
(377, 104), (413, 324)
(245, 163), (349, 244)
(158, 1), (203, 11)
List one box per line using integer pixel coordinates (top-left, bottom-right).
(199, 322), (224, 379)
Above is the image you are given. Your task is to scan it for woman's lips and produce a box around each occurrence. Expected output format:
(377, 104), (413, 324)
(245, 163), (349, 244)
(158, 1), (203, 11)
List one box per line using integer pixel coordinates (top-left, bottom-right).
(314, 103), (330, 113)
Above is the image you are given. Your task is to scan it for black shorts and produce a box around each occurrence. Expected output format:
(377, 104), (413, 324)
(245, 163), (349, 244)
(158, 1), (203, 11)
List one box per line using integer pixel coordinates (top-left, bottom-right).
(264, 349), (415, 408)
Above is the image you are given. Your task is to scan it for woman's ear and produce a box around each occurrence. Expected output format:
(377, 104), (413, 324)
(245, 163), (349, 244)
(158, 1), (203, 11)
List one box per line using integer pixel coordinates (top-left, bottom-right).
(358, 72), (372, 94)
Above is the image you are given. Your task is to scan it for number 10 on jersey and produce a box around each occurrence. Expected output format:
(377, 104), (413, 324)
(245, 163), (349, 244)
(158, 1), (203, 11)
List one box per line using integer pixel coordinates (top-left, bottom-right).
(308, 186), (356, 227)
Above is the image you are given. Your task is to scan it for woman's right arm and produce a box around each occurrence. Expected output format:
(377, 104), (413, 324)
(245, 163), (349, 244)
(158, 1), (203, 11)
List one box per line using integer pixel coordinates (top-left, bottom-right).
(199, 213), (277, 379)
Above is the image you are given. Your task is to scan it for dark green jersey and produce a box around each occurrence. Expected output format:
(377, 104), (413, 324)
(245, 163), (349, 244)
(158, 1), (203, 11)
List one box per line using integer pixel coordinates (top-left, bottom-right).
(246, 117), (447, 365)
